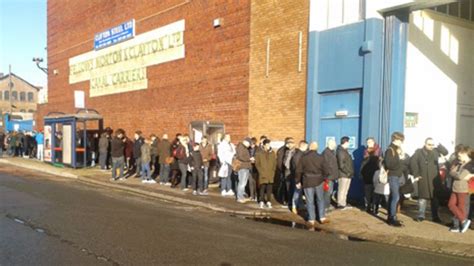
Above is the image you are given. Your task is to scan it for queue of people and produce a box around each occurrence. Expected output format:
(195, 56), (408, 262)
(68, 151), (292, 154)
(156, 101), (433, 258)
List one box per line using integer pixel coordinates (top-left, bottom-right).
(3, 126), (473, 233)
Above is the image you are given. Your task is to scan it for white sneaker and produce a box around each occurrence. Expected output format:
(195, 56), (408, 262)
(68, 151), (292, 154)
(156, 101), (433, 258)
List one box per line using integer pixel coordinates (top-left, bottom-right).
(182, 188), (189, 192)
(266, 202), (272, 209)
(259, 202), (265, 209)
(141, 180), (148, 183)
(164, 182), (172, 186)
(148, 179), (157, 184)
(159, 182), (165, 185)
(192, 190), (198, 196)
(226, 190), (235, 196)
(221, 191), (227, 196)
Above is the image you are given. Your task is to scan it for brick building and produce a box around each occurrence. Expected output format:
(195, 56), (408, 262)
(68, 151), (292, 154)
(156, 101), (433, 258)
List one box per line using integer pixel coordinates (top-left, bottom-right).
(0, 73), (40, 114)
(39, 0), (309, 143)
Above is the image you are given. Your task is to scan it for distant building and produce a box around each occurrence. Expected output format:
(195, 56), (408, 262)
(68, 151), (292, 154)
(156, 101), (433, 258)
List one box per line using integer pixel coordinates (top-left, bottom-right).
(0, 73), (40, 114)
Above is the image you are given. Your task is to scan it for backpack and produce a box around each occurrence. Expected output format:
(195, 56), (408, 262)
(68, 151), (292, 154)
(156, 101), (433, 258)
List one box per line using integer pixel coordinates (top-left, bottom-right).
(174, 146), (186, 160)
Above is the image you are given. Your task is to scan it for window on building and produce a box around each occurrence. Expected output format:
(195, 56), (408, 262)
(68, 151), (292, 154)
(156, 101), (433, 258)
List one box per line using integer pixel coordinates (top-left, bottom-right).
(4, 91), (9, 101)
(28, 109), (35, 113)
(20, 109), (26, 113)
(28, 92), (34, 102)
(12, 91), (17, 101)
(20, 92), (26, 102)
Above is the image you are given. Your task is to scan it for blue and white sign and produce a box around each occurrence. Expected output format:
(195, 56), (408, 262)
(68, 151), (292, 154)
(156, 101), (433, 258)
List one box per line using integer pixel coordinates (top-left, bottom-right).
(94, 19), (135, 50)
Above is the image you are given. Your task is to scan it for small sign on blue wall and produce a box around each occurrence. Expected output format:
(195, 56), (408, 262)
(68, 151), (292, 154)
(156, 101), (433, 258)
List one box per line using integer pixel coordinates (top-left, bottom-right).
(94, 19), (135, 50)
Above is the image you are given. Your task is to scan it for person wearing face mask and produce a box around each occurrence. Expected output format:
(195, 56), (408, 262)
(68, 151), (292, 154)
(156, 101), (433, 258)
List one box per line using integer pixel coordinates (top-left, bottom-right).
(384, 132), (405, 227)
(448, 146), (474, 233)
(410, 137), (449, 223)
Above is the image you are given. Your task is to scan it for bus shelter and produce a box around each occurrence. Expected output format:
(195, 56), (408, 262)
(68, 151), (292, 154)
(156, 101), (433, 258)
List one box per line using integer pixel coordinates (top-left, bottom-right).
(43, 110), (103, 168)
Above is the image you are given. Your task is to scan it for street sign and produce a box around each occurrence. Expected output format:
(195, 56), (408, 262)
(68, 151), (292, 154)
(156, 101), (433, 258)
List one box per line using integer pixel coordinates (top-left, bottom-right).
(94, 19), (135, 50)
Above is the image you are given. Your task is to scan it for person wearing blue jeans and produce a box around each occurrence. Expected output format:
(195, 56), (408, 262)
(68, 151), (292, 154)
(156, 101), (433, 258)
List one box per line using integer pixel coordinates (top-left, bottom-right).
(220, 164), (233, 195)
(237, 168), (250, 201)
(290, 141), (309, 213)
(203, 166), (209, 189)
(157, 134), (172, 185)
(199, 137), (213, 192)
(304, 183), (326, 222)
(235, 137), (254, 203)
(295, 142), (330, 230)
(388, 175), (400, 218)
(110, 129), (126, 181)
(384, 132), (405, 227)
(217, 134), (236, 196)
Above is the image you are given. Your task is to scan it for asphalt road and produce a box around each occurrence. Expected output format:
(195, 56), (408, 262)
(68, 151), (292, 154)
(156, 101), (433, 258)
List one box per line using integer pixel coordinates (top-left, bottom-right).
(0, 165), (472, 265)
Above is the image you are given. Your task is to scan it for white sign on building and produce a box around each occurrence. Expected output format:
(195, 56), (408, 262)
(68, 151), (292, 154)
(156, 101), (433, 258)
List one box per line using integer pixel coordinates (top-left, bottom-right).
(69, 20), (185, 97)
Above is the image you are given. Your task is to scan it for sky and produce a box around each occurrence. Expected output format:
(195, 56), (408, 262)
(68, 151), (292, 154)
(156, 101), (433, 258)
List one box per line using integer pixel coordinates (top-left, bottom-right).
(0, 0), (47, 88)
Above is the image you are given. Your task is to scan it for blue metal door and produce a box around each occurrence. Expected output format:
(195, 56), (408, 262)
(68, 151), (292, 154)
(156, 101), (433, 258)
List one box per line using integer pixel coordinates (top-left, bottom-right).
(318, 90), (363, 200)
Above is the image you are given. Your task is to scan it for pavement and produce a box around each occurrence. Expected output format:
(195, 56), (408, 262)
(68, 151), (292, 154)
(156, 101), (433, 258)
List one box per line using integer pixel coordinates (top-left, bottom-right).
(1, 157), (474, 259)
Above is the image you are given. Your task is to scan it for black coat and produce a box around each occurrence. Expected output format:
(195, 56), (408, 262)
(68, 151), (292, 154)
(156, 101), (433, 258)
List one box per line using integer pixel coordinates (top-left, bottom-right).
(322, 148), (338, 180)
(290, 149), (306, 177)
(133, 137), (144, 159)
(190, 150), (203, 169)
(111, 137), (125, 158)
(384, 144), (403, 177)
(410, 145), (448, 199)
(336, 146), (354, 178)
(295, 151), (329, 188)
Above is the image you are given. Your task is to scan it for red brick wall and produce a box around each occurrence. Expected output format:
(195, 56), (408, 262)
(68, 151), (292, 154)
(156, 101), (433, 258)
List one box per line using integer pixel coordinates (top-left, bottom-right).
(248, 0), (309, 142)
(41, 0), (251, 141)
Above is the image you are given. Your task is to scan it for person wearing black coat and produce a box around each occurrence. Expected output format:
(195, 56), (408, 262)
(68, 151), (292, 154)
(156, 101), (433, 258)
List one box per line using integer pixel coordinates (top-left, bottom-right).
(322, 139), (338, 211)
(410, 138), (449, 222)
(295, 142), (330, 228)
(133, 131), (145, 177)
(384, 132), (405, 227)
(110, 129), (126, 181)
(336, 136), (354, 209)
(289, 140), (308, 213)
(360, 138), (381, 213)
(190, 143), (205, 195)
(276, 137), (296, 205)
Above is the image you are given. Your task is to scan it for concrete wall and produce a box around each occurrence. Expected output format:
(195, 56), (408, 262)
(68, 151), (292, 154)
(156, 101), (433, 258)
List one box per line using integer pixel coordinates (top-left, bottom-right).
(248, 0), (309, 141)
(404, 10), (474, 154)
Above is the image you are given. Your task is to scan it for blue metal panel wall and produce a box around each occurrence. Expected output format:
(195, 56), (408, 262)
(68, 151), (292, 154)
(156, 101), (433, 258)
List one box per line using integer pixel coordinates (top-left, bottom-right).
(317, 22), (365, 92)
(361, 19), (385, 144)
(305, 31), (319, 141)
(380, 14), (408, 148)
(306, 19), (384, 144)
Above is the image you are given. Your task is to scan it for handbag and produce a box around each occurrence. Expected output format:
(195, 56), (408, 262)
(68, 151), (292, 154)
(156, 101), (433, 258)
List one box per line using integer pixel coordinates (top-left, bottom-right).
(232, 158), (241, 172)
(468, 177), (474, 194)
(377, 166), (388, 184)
(218, 163), (229, 177)
(400, 176), (414, 194)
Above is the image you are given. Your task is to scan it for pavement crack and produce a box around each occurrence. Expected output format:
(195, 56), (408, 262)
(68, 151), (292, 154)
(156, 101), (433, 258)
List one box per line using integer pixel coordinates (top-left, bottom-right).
(4, 213), (120, 265)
